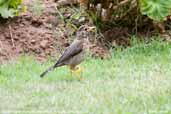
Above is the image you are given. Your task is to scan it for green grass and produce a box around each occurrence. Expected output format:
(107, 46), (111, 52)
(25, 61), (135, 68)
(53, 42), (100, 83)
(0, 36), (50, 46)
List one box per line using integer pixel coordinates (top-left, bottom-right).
(0, 40), (171, 114)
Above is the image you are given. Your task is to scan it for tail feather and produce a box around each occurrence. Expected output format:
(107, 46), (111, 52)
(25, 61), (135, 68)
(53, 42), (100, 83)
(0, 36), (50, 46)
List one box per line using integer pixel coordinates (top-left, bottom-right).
(40, 66), (55, 78)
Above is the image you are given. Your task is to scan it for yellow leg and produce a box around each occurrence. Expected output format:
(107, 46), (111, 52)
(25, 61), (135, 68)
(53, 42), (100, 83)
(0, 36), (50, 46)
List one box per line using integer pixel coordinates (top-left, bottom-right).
(73, 66), (83, 80)
(69, 65), (75, 77)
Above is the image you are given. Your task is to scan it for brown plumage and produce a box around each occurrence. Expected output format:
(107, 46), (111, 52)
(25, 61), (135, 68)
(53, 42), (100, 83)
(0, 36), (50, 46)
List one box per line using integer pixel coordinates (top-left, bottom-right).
(40, 25), (95, 77)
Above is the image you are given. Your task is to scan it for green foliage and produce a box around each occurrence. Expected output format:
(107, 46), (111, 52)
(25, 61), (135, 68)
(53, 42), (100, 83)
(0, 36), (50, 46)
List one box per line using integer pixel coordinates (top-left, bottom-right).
(29, 0), (43, 16)
(0, 0), (24, 18)
(140, 0), (171, 21)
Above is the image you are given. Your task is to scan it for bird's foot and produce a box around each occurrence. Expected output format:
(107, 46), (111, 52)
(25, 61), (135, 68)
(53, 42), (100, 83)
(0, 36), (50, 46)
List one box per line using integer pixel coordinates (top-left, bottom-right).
(74, 66), (83, 80)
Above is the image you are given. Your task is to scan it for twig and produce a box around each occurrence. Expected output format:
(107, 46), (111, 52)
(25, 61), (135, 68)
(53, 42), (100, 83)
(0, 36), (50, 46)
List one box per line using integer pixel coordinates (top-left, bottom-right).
(9, 25), (15, 48)
(0, 40), (3, 53)
(0, 40), (10, 60)
(117, 0), (137, 20)
(55, 6), (66, 23)
(0, 40), (3, 48)
(57, 47), (63, 54)
(113, 0), (132, 10)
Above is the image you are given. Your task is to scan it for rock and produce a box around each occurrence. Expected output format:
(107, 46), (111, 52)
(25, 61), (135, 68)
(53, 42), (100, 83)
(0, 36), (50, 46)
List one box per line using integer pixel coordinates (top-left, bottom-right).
(78, 17), (86, 23)
(57, 0), (77, 6)
(63, 13), (72, 19)
(40, 40), (49, 49)
(46, 15), (58, 25)
(31, 39), (36, 44)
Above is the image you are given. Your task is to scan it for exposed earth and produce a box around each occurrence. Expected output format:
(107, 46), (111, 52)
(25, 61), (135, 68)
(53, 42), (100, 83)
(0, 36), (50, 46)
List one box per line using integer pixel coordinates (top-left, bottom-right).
(0, 0), (60, 62)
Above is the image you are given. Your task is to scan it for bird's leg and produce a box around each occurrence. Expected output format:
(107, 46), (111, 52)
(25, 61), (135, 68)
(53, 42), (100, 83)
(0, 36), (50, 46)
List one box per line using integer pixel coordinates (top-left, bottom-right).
(70, 68), (73, 77)
(69, 65), (74, 78)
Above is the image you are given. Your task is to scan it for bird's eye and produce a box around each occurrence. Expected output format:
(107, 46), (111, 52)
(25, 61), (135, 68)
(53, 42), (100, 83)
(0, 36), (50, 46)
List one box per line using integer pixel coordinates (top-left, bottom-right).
(84, 28), (87, 31)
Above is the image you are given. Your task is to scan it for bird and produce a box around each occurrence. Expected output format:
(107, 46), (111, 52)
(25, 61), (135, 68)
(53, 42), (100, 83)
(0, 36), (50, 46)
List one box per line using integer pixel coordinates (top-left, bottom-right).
(40, 25), (95, 78)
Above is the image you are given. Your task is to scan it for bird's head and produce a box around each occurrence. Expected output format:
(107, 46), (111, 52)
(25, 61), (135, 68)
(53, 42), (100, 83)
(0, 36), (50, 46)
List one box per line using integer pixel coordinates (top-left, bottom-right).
(76, 25), (96, 50)
(76, 25), (96, 39)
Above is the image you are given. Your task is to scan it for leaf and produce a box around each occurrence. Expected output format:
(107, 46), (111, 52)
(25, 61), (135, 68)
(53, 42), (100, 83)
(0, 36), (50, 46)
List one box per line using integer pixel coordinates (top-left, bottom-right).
(9, 0), (22, 9)
(0, 0), (6, 5)
(0, 0), (24, 18)
(0, 2), (15, 18)
(140, 0), (171, 21)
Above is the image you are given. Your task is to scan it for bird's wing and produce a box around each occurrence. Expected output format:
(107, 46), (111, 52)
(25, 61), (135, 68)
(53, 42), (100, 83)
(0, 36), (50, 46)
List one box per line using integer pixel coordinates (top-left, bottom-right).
(54, 39), (83, 67)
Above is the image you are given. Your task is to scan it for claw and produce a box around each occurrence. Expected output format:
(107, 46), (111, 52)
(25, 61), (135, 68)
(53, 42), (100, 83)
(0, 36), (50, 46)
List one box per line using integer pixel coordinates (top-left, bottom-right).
(68, 65), (83, 80)
(74, 66), (83, 79)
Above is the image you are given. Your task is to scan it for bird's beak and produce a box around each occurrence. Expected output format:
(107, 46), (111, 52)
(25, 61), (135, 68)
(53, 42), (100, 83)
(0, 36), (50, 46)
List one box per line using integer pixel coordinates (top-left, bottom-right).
(87, 26), (96, 32)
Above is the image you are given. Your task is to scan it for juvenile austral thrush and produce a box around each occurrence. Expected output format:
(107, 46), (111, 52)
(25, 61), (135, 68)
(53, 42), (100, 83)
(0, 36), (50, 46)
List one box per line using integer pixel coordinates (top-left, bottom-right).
(40, 25), (95, 78)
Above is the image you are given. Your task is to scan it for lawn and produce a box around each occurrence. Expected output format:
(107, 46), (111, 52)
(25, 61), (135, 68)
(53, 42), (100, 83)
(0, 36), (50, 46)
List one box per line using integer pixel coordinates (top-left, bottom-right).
(0, 40), (171, 114)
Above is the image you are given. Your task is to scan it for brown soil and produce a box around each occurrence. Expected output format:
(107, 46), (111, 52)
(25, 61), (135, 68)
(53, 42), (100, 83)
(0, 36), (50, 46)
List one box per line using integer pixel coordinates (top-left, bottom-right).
(0, 0), (69, 62)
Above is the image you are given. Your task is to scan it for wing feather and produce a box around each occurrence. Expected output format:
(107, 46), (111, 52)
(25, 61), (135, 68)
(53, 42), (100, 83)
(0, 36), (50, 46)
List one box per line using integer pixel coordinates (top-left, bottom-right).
(54, 39), (83, 67)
